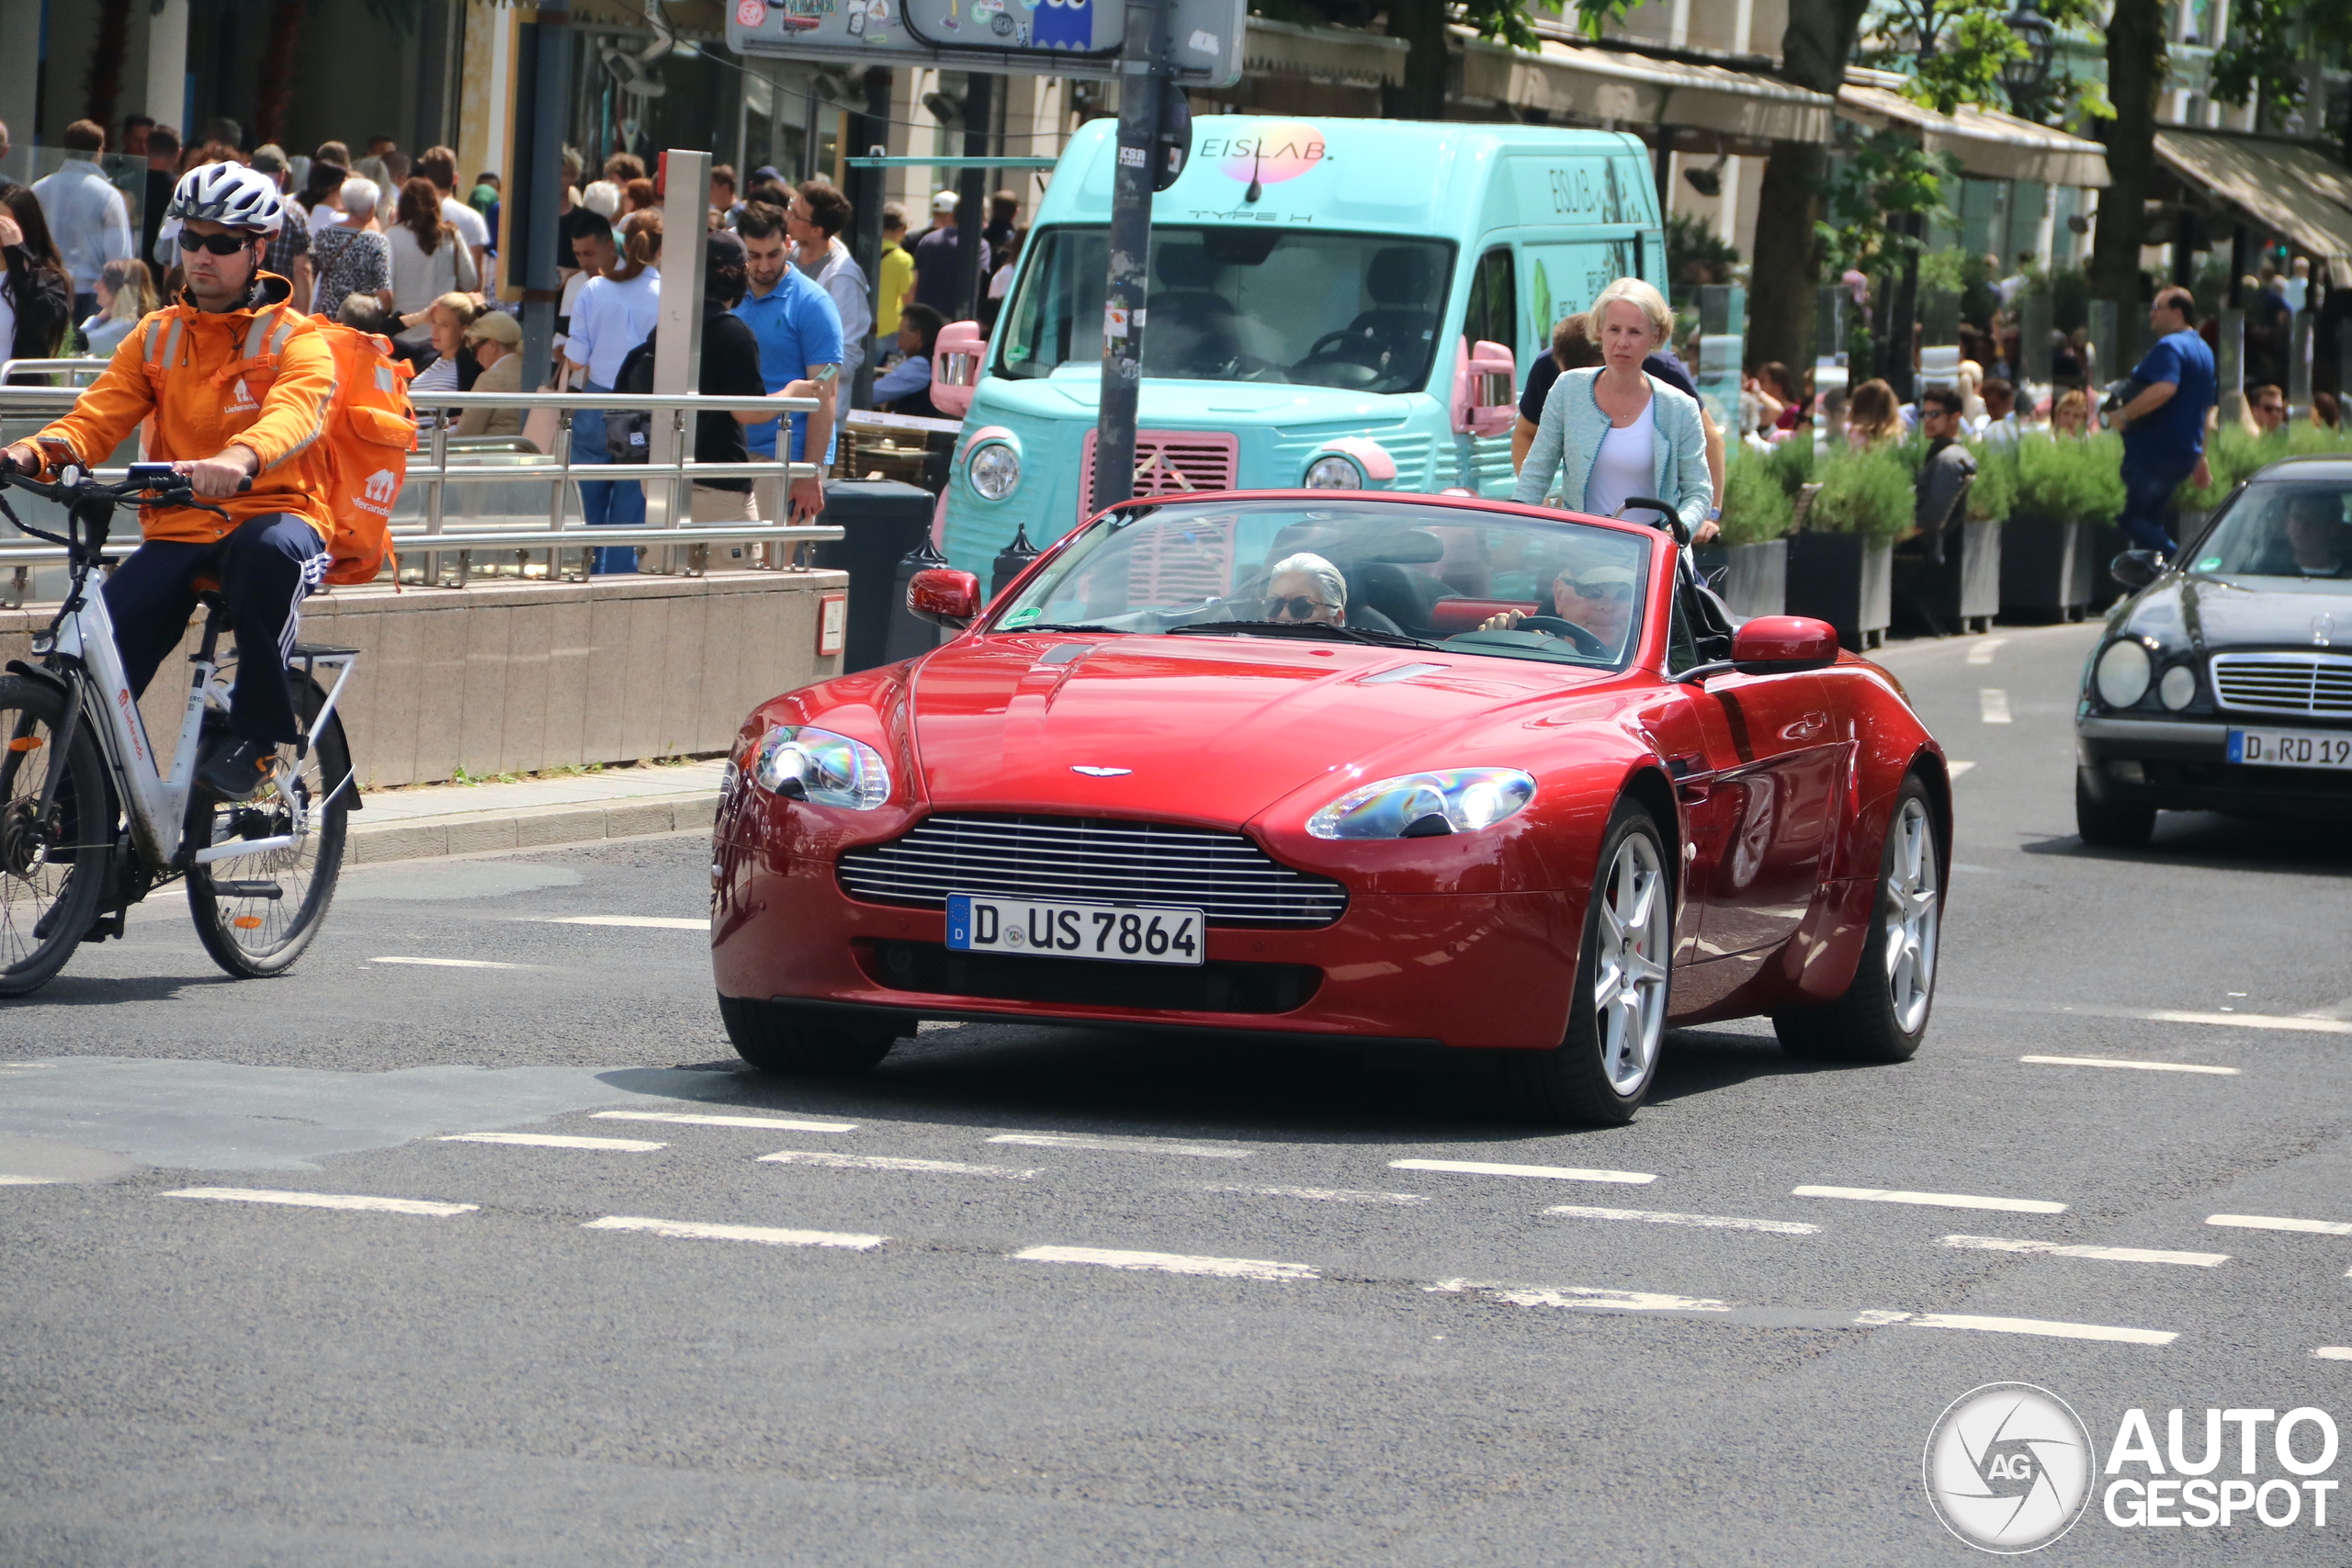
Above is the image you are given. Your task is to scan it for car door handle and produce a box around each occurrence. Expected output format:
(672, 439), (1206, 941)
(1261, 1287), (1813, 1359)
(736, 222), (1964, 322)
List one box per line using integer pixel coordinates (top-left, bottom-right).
(1780, 711), (1828, 742)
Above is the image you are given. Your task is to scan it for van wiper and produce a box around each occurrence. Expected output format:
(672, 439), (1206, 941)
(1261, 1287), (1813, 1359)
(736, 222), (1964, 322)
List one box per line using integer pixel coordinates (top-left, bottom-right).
(1166, 619), (1443, 651)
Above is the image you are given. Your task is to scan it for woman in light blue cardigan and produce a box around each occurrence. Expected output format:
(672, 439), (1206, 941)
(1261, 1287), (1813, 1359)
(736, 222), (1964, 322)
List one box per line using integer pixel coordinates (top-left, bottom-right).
(1511, 276), (1713, 537)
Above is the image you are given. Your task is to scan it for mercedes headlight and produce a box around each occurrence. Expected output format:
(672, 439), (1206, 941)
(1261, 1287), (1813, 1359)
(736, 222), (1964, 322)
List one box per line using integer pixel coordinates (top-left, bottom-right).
(967, 442), (1022, 501)
(750, 725), (891, 808)
(2095, 639), (2153, 709)
(1303, 455), (1363, 490)
(2159, 663), (2197, 710)
(1306, 768), (1535, 840)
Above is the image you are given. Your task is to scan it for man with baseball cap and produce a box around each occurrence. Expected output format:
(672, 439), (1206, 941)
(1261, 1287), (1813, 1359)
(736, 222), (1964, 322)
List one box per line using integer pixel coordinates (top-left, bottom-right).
(453, 310), (525, 438)
(1478, 549), (1642, 658)
(911, 188), (989, 317)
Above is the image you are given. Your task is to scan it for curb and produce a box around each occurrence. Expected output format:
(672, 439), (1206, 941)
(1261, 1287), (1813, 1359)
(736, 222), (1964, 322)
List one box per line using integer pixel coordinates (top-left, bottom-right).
(348, 793), (720, 865)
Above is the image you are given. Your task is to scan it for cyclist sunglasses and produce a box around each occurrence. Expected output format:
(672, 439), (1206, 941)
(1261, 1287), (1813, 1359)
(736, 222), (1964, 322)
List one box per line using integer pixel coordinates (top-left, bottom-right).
(177, 230), (257, 255)
(1265, 594), (1329, 618)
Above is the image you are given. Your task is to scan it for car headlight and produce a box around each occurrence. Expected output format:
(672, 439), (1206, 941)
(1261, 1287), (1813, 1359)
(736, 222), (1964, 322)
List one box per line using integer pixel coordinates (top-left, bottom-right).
(750, 725), (891, 808)
(2158, 663), (2197, 710)
(2095, 639), (2153, 709)
(967, 442), (1021, 502)
(1306, 768), (1535, 840)
(1303, 455), (1363, 490)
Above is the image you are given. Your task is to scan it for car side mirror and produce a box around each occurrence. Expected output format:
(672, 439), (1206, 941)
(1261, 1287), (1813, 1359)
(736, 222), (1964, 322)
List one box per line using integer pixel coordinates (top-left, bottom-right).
(908, 567), (981, 627)
(1453, 338), (1517, 436)
(1731, 615), (1840, 674)
(2109, 549), (2164, 591)
(931, 321), (987, 419)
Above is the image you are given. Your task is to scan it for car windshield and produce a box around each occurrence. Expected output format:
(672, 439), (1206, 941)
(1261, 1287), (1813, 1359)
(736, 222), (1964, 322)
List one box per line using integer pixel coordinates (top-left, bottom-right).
(2193, 480), (2352, 580)
(996, 227), (1455, 394)
(991, 499), (1653, 669)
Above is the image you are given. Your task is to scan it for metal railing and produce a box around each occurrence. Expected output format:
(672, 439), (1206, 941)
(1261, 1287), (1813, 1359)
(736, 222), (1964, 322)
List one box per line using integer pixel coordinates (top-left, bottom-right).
(0, 380), (847, 602)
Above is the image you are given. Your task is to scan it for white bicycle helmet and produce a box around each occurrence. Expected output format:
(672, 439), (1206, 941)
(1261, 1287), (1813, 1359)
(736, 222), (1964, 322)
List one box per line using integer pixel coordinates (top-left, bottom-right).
(166, 163), (288, 234)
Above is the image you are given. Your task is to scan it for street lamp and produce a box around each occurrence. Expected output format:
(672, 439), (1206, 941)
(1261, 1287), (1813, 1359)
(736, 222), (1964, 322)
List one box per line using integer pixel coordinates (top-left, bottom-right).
(2000, 0), (2057, 121)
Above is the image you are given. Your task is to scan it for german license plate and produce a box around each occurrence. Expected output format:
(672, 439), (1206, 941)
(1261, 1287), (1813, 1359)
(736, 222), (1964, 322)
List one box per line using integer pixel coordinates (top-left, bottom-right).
(945, 894), (1204, 965)
(2227, 728), (2352, 770)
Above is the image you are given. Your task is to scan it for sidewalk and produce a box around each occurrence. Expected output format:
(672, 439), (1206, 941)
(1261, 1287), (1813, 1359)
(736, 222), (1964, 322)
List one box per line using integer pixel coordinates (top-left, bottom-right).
(348, 761), (729, 864)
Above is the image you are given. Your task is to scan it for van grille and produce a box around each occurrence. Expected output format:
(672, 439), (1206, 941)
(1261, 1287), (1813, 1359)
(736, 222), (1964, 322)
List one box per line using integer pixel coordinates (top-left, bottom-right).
(2211, 653), (2352, 718)
(1077, 429), (1239, 519)
(837, 814), (1347, 928)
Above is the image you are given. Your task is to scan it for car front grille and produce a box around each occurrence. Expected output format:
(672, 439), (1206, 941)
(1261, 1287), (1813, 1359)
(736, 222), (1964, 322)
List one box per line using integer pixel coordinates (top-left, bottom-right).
(837, 814), (1347, 928)
(2211, 653), (2352, 717)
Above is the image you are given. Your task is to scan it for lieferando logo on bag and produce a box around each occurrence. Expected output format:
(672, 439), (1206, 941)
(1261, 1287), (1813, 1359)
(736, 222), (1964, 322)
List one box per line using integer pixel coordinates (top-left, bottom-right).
(1924, 1382), (2095, 1552)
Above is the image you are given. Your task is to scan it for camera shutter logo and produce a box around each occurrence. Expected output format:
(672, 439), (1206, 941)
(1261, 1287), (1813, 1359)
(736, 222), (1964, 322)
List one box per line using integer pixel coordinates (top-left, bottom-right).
(1924, 1382), (2094, 1553)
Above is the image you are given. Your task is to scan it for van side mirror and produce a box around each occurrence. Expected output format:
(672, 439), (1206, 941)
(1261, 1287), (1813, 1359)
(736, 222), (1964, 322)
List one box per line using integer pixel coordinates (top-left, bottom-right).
(2109, 549), (2164, 591)
(909, 567), (982, 627)
(1453, 339), (1517, 437)
(932, 321), (987, 419)
(1731, 615), (1839, 673)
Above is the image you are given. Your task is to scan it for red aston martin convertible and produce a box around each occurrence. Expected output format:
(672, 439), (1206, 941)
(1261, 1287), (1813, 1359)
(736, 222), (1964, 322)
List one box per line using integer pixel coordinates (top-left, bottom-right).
(710, 492), (1951, 1124)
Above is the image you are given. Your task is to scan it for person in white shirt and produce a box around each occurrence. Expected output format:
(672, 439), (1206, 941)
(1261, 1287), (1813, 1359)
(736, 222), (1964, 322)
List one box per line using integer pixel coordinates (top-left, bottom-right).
(786, 180), (868, 379)
(562, 213), (662, 568)
(2284, 256), (2312, 316)
(415, 145), (490, 288)
(30, 119), (132, 321)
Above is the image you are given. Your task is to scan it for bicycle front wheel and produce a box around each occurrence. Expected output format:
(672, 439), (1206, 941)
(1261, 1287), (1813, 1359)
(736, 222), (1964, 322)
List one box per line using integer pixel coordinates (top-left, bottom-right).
(187, 682), (351, 978)
(0, 674), (108, 997)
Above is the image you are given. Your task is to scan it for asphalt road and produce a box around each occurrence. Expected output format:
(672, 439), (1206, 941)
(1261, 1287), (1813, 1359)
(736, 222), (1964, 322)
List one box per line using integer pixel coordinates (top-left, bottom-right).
(6, 620), (2352, 1565)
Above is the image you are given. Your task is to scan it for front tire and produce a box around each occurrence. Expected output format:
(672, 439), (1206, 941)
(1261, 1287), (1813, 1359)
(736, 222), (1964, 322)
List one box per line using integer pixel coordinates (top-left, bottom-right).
(187, 681), (351, 978)
(0, 674), (107, 997)
(1773, 775), (1942, 1064)
(720, 995), (895, 1076)
(2074, 769), (2154, 848)
(1498, 799), (1672, 1126)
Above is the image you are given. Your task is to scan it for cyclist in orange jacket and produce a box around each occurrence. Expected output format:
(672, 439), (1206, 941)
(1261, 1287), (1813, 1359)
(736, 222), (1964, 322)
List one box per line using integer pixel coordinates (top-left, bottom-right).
(1, 163), (336, 800)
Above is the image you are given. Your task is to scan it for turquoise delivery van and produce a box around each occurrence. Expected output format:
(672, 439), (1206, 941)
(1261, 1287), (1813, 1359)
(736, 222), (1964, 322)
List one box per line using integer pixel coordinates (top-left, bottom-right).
(933, 115), (1668, 573)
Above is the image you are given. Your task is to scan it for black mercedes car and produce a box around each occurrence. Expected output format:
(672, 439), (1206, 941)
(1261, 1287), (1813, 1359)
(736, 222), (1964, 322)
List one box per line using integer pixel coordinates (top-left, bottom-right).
(2076, 454), (2352, 846)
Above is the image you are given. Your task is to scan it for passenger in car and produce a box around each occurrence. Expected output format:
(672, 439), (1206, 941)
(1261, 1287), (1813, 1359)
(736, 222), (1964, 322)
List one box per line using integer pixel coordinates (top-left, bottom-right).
(1265, 553), (1348, 626)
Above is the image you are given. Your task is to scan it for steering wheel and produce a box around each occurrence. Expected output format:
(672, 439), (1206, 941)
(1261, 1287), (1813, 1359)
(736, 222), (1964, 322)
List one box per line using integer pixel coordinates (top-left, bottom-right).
(1298, 328), (1372, 365)
(1510, 613), (1610, 656)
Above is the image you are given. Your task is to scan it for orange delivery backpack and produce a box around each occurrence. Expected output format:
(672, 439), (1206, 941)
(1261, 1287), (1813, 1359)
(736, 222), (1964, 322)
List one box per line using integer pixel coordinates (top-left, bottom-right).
(305, 314), (417, 586)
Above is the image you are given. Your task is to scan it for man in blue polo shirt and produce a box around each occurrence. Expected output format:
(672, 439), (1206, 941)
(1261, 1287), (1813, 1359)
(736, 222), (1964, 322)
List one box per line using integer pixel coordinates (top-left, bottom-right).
(734, 201), (842, 524)
(2113, 284), (2215, 558)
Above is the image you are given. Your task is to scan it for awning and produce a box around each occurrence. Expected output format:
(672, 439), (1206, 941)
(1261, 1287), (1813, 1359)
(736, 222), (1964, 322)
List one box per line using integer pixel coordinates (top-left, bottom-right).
(2155, 130), (2352, 274)
(1838, 72), (2109, 187)
(1459, 33), (1834, 144)
(1241, 18), (1409, 89)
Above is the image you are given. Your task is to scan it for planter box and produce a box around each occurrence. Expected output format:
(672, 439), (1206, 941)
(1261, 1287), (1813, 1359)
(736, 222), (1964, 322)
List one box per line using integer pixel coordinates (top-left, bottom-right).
(1689, 537), (1788, 621)
(2086, 522), (2130, 611)
(1892, 516), (2002, 636)
(2000, 515), (2093, 621)
(1785, 531), (1893, 652)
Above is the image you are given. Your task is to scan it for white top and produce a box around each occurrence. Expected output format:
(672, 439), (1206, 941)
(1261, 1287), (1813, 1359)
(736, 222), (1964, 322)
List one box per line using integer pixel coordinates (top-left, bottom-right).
(1583, 396), (1656, 521)
(566, 266), (662, 387)
(385, 223), (481, 318)
(308, 203), (342, 235)
(30, 158), (132, 292)
(442, 197), (490, 254)
(0, 276), (17, 367)
(810, 237), (868, 376)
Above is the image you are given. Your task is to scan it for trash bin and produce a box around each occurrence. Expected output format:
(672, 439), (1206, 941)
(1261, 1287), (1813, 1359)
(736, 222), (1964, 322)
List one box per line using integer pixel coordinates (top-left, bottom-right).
(812, 479), (937, 672)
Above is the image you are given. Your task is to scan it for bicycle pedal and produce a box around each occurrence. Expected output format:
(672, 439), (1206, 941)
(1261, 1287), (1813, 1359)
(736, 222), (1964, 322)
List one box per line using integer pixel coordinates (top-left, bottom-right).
(78, 908), (126, 944)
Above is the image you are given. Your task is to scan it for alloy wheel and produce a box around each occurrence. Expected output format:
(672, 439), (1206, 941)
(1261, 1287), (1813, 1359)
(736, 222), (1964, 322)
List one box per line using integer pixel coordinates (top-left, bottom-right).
(1593, 830), (1670, 1096)
(1883, 795), (1940, 1034)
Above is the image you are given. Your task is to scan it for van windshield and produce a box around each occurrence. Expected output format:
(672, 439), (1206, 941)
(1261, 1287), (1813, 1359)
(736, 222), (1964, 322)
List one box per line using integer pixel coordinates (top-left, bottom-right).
(996, 227), (1456, 394)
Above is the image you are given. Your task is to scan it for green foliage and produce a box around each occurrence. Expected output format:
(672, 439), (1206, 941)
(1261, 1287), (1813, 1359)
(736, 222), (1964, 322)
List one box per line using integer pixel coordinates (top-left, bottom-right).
(1764, 435), (1815, 498)
(1965, 437), (2018, 520)
(1807, 442), (1917, 542)
(2011, 431), (2125, 524)
(2198, 422), (2352, 499)
(1665, 211), (1741, 303)
(1817, 130), (1958, 277)
(1861, 0), (2110, 122)
(2210, 0), (2352, 126)
(1721, 445), (1796, 546)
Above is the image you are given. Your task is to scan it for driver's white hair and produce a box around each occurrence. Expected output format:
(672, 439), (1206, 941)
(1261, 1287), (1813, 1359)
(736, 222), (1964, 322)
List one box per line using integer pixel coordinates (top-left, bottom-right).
(1269, 552), (1346, 610)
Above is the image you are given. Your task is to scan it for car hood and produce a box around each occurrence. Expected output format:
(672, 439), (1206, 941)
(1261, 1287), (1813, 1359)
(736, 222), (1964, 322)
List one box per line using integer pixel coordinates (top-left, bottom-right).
(905, 634), (1595, 824)
(2127, 574), (2352, 651)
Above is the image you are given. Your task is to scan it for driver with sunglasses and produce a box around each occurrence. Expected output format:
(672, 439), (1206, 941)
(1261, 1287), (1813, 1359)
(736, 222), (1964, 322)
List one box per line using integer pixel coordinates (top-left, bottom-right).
(1477, 558), (1638, 655)
(1, 162), (338, 801)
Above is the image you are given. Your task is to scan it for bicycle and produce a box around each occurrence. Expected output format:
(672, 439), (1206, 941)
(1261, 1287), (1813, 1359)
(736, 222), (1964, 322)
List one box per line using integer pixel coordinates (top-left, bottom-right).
(0, 461), (358, 995)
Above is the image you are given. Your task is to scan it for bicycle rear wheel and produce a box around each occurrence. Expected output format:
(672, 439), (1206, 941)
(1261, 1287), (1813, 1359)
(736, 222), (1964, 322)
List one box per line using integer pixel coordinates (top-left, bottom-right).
(0, 674), (107, 997)
(187, 680), (351, 978)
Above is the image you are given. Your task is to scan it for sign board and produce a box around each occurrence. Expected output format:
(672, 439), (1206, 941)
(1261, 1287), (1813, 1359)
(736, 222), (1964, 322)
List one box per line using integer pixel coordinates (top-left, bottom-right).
(727, 0), (1243, 85)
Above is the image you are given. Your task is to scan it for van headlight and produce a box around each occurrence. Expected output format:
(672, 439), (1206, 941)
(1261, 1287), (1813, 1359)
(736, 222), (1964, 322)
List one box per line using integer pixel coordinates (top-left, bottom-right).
(1303, 455), (1363, 490)
(750, 725), (892, 808)
(1306, 768), (1535, 840)
(967, 441), (1022, 501)
(2094, 639), (2153, 709)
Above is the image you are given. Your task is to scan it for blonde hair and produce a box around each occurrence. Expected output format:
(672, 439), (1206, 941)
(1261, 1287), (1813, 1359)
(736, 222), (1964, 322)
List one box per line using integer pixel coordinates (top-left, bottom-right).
(1588, 276), (1673, 346)
(431, 290), (481, 327)
(97, 258), (157, 321)
(1846, 378), (1902, 446)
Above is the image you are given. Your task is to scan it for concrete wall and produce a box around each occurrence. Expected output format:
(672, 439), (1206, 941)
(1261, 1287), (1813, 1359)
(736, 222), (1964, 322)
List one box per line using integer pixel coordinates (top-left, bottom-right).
(0, 569), (849, 790)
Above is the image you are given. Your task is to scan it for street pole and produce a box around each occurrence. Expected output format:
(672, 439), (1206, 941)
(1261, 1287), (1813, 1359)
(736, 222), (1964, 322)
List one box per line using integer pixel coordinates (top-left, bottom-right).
(512, 0), (572, 396)
(954, 73), (997, 321)
(849, 67), (891, 414)
(1093, 0), (1170, 511)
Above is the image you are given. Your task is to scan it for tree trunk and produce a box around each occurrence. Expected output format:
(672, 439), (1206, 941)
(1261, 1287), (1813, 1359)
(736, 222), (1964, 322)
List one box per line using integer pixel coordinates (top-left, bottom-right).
(2093, 0), (2165, 338)
(1385, 0), (1452, 123)
(1745, 0), (1870, 383)
(83, 0), (132, 137)
(252, 0), (308, 151)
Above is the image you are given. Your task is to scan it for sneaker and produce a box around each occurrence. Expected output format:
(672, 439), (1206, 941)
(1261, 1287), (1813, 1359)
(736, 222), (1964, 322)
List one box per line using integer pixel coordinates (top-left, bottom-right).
(198, 738), (277, 801)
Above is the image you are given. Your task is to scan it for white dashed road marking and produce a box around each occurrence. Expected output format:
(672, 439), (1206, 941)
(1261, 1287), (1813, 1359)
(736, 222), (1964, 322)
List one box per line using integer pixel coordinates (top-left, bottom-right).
(761, 1150), (1038, 1179)
(165, 1188), (479, 1216)
(988, 1133), (1248, 1159)
(2207, 1213), (2352, 1236)
(1544, 1204), (1822, 1235)
(2022, 1055), (2240, 1075)
(1965, 638), (2007, 664)
(1193, 1184), (1429, 1205)
(2315, 1348), (2352, 1361)
(1012, 1246), (1319, 1282)
(1432, 1283), (2176, 1343)
(0, 1175), (62, 1187)
(439, 1133), (665, 1151)
(1947, 761), (1977, 779)
(530, 916), (707, 930)
(1941, 1235), (2229, 1267)
(582, 1215), (887, 1250)
(1979, 688), (2012, 723)
(1890, 1313), (2177, 1346)
(1944, 997), (2352, 1036)
(1430, 1279), (1733, 1313)
(1390, 1158), (1657, 1185)
(1794, 1184), (2066, 1214)
(594, 1111), (856, 1133)
(372, 956), (519, 969)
